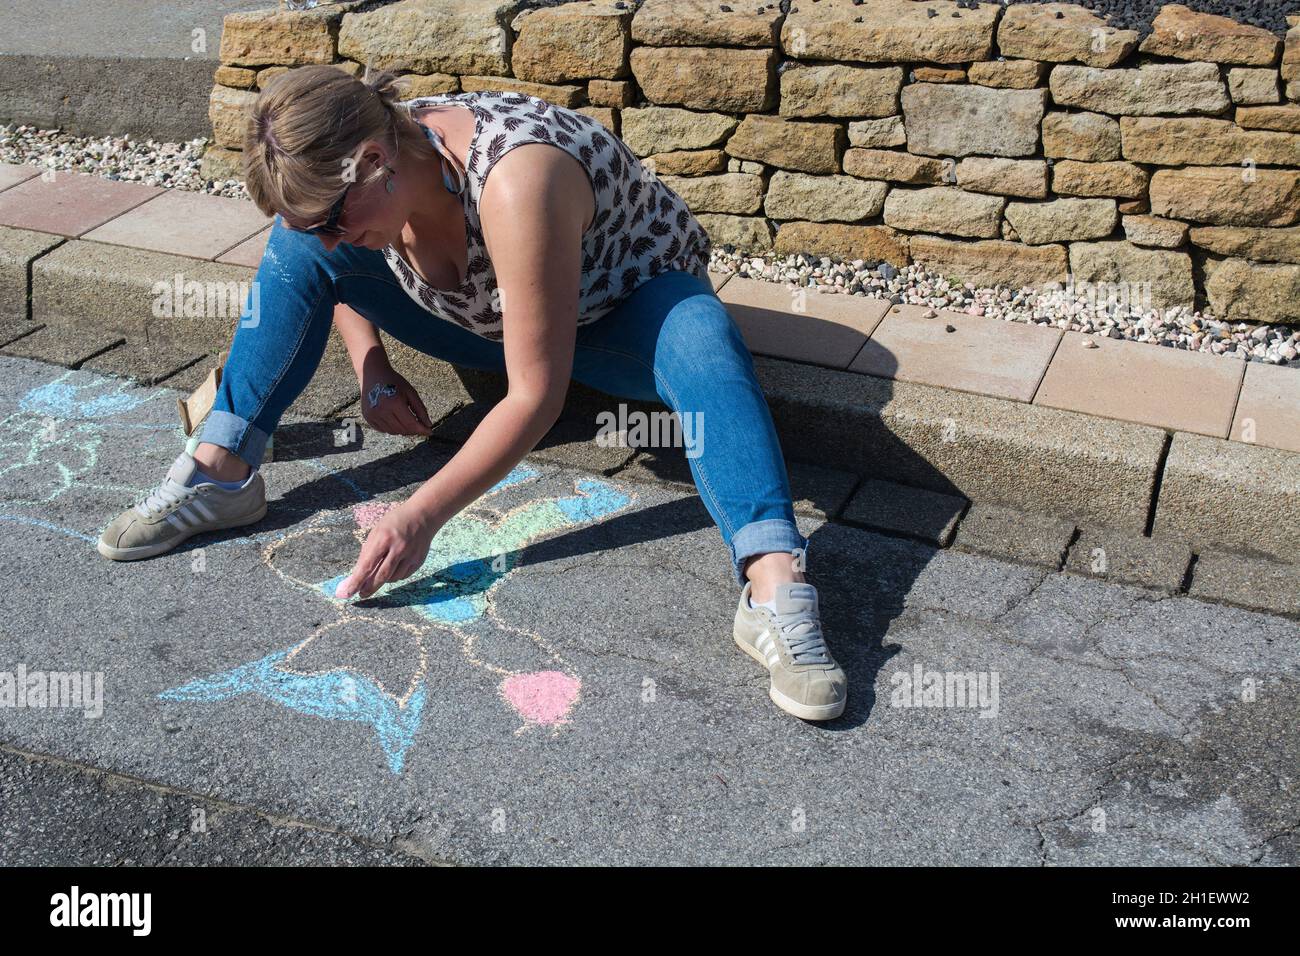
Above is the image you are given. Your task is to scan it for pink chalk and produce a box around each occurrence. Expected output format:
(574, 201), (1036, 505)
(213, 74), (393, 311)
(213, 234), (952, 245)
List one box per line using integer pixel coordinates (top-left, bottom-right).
(352, 502), (395, 529)
(501, 671), (581, 725)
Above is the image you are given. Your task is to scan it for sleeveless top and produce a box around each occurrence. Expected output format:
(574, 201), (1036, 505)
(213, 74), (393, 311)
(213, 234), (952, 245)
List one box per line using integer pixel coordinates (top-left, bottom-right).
(381, 90), (712, 342)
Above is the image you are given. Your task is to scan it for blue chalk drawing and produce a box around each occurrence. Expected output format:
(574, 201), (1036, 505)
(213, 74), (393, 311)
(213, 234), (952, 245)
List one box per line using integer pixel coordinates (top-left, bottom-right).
(22, 376), (147, 419)
(0, 373), (182, 505)
(161, 649), (427, 774)
(0, 513), (98, 543)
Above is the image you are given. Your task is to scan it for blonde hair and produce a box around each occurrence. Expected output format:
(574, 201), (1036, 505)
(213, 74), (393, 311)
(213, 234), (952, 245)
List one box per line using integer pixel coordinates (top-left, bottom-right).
(241, 64), (435, 223)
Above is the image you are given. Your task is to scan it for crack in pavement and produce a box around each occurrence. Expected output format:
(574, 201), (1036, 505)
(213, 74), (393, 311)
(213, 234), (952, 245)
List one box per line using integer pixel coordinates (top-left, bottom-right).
(0, 740), (444, 865)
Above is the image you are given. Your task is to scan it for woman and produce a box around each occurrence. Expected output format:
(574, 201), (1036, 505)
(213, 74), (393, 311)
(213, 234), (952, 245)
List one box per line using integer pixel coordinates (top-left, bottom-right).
(96, 65), (847, 721)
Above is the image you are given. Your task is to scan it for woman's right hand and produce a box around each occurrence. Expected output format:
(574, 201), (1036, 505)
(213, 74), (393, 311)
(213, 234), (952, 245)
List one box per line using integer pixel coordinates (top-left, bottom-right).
(359, 358), (433, 436)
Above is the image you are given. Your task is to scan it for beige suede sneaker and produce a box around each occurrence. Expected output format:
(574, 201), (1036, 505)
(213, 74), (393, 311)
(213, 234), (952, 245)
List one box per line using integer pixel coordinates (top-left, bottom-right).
(733, 581), (847, 720)
(97, 451), (267, 561)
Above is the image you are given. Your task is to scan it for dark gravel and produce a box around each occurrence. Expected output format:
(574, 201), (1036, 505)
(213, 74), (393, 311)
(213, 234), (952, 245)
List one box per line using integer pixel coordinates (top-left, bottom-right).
(1003, 0), (1300, 41)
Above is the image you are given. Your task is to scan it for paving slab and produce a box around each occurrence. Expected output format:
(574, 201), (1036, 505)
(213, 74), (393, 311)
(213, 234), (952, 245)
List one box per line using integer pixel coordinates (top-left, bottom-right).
(81, 341), (207, 387)
(841, 477), (968, 547)
(333, 398), (363, 423)
(382, 338), (481, 411)
(433, 401), (640, 475)
(287, 335), (362, 421)
(82, 190), (272, 261)
(562, 378), (666, 429)
(952, 502), (1077, 570)
(0, 224), (63, 324)
(1154, 432), (1300, 563)
(718, 277), (890, 369)
(0, 354), (1297, 865)
(791, 461), (862, 520)
(216, 225), (272, 267)
(532, 418), (642, 474)
(0, 320), (40, 348)
(1230, 361), (1300, 453)
(1063, 526), (1193, 594)
(401, 348), (650, 428)
(0, 323), (123, 368)
(849, 304), (1062, 403)
(0, 169), (162, 237)
(754, 355), (1166, 535)
(1188, 551), (1300, 619)
(153, 355), (219, 394)
(0, 162), (42, 192)
(1034, 331), (1247, 438)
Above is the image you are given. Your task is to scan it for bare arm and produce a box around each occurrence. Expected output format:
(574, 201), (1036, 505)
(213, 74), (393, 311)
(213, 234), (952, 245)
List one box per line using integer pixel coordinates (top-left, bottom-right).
(336, 143), (592, 599)
(333, 302), (385, 379)
(403, 146), (586, 529)
(333, 303), (432, 436)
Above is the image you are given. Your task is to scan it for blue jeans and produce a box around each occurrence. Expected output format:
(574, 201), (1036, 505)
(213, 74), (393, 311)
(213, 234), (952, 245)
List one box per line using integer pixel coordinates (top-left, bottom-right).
(201, 214), (808, 585)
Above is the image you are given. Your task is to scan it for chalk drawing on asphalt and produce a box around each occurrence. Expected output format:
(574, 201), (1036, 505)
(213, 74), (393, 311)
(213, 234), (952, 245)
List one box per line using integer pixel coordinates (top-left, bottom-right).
(0, 371), (181, 505)
(159, 464), (636, 773)
(2, 365), (637, 774)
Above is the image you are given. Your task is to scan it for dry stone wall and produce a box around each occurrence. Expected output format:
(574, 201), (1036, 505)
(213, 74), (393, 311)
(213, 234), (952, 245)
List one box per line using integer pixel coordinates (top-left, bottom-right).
(207, 0), (1300, 325)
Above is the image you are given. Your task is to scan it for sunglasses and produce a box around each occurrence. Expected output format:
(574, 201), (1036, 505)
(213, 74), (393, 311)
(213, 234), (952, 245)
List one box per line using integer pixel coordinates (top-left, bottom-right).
(289, 181), (353, 239)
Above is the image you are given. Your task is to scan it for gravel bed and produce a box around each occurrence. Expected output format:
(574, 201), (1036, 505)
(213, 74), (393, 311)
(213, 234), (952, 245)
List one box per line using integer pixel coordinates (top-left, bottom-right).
(3, 120), (1297, 368)
(710, 248), (1300, 367)
(0, 124), (228, 197)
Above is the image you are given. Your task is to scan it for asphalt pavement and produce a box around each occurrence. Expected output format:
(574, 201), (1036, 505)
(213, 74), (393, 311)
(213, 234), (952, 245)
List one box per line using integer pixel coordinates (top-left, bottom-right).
(0, 354), (1296, 865)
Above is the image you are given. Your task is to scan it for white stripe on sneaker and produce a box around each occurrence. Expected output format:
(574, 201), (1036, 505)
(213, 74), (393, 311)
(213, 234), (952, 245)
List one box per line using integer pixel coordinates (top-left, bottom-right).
(189, 498), (217, 523)
(179, 503), (206, 527)
(164, 512), (188, 531)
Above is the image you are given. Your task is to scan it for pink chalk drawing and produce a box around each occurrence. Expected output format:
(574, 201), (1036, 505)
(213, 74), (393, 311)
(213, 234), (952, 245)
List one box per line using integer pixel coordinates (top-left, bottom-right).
(352, 501), (396, 529)
(500, 671), (583, 726)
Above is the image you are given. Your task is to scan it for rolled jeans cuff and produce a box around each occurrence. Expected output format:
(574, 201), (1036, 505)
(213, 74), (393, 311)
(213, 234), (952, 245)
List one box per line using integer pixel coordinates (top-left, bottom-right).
(729, 518), (808, 587)
(196, 409), (270, 469)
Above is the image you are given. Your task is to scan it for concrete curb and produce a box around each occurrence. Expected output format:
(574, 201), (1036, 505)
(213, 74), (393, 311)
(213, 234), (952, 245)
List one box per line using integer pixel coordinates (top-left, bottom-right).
(752, 354), (1167, 535)
(1155, 432), (1300, 562)
(0, 1), (270, 141)
(30, 238), (254, 352)
(0, 54), (221, 142)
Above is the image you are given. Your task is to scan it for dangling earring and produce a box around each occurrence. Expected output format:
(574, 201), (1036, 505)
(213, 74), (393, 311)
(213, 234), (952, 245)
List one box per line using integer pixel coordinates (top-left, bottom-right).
(441, 161), (466, 196)
(384, 165), (395, 194)
(422, 125), (466, 196)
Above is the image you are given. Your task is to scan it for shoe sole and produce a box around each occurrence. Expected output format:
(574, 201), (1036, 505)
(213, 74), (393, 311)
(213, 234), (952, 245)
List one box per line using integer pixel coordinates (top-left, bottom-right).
(732, 624), (846, 722)
(96, 501), (268, 562)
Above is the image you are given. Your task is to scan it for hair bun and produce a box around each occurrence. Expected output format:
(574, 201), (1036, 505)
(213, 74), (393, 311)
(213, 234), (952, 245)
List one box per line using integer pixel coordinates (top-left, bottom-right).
(362, 68), (407, 107)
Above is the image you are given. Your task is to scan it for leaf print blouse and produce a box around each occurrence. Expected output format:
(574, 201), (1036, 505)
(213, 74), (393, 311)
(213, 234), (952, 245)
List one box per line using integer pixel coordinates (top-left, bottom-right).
(382, 90), (712, 342)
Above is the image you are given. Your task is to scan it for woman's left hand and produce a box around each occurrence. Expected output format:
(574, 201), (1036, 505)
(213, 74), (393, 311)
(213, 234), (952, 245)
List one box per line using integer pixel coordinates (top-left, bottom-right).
(336, 501), (439, 600)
